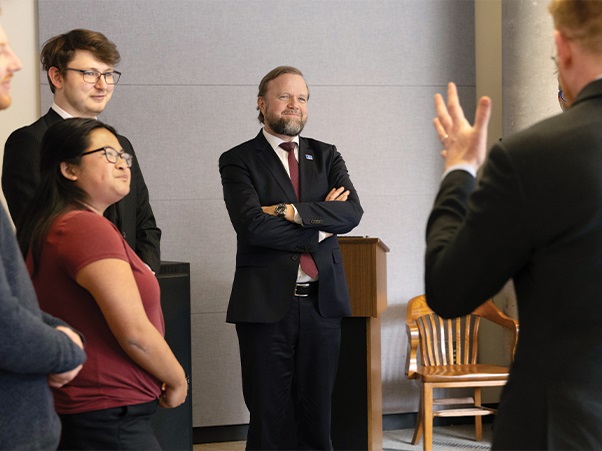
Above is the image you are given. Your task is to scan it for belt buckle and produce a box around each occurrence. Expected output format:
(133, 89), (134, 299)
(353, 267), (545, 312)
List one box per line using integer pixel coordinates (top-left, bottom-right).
(294, 283), (310, 297)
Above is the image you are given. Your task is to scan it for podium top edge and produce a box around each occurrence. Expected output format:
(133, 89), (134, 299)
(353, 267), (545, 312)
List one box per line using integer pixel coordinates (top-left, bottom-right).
(338, 236), (390, 252)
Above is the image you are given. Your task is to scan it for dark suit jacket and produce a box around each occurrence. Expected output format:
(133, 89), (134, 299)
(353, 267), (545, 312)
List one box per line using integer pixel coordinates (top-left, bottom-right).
(2, 108), (161, 273)
(219, 131), (363, 324)
(425, 79), (602, 449)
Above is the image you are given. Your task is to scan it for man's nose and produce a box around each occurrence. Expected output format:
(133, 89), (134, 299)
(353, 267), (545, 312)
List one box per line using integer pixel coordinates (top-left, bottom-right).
(8, 47), (22, 73)
(287, 97), (299, 109)
(95, 74), (109, 88)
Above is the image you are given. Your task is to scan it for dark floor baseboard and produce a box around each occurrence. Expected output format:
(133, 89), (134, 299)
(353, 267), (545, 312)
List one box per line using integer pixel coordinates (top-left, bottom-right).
(193, 424), (249, 444)
(193, 406), (498, 444)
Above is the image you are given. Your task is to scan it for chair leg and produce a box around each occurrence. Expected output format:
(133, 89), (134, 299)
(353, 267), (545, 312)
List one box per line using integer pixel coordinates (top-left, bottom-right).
(474, 387), (482, 442)
(412, 389), (423, 445)
(423, 383), (433, 451)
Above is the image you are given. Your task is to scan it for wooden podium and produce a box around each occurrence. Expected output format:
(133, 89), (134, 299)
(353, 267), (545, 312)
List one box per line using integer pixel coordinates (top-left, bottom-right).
(331, 237), (389, 451)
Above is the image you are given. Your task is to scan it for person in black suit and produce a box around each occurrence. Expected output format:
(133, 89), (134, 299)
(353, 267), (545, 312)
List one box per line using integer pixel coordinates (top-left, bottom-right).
(219, 66), (363, 450)
(425, 1), (602, 449)
(2, 29), (161, 272)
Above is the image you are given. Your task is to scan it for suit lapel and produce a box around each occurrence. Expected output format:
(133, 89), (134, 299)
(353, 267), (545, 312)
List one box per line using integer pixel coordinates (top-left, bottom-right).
(43, 108), (64, 128)
(254, 132), (298, 202)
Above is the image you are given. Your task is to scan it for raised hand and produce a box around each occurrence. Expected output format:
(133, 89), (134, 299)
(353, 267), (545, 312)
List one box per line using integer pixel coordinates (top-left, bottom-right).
(433, 82), (492, 172)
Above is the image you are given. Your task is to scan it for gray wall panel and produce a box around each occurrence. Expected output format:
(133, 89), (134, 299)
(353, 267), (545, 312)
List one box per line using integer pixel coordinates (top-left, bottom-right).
(38, 0), (475, 426)
(152, 199), (236, 315)
(191, 313), (249, 426)
(39, 1), (475, 87)
(502, 0), (558, 136)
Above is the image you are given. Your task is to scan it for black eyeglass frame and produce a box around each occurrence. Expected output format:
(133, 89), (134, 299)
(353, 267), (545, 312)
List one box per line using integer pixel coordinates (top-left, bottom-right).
(65, 67), (122, 85)
(80, 146), (133, 168)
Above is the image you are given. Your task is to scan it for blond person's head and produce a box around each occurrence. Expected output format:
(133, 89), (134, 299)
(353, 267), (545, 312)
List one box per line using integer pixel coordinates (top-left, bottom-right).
(549, 0), (602, 55)
(0, 22), (23, 110)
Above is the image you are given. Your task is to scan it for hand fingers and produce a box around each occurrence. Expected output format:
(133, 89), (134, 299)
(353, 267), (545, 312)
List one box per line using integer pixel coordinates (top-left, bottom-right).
(446, 82), (467, 126)
(474, 96), (492, 133)
(338, 191), (349, 201)
(434, 93), (452, 133)
(326, 187), (345, 201)
(330, 190), (349, 201)
(433, 118), (448, 144)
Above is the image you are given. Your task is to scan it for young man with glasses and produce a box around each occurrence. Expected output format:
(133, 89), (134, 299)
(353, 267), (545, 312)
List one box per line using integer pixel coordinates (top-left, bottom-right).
(2, 29), (161, 272)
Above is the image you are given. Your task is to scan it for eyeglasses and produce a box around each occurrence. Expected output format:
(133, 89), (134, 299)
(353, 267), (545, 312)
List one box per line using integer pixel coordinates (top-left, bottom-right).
(80, 146), (133, 167)
(65, 68), (121, 85)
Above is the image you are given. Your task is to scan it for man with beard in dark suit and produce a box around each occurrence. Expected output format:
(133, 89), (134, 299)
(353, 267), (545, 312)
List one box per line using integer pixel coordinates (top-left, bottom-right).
(426, 0), (602, 448)
(2, 29), (160, 272)
(219, 66), (363, 450)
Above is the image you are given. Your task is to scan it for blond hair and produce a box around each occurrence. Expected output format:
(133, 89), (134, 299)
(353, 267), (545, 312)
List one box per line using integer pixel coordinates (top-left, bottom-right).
(549, 0), (602, 54)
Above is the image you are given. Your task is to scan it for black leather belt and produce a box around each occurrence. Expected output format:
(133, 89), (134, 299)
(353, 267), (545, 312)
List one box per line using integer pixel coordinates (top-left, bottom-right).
(294, 282), (318, 297)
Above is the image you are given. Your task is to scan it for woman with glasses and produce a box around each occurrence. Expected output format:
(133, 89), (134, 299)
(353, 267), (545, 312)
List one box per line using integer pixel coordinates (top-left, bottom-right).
(17, 118), (187, 450)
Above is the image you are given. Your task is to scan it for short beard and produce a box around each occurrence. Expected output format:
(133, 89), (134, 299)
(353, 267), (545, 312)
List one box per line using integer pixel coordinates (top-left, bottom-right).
(267, 116), (306, 137)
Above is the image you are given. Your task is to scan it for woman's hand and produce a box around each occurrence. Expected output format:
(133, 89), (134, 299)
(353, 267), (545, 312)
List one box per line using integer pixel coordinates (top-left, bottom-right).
(159, 377), (188, 408)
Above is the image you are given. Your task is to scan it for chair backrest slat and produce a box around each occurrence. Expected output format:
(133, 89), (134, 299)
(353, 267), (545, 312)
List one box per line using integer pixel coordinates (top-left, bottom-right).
(446, 319), (453, 364)
(416, 312), (481, 366)
(405, 295), (519, 377)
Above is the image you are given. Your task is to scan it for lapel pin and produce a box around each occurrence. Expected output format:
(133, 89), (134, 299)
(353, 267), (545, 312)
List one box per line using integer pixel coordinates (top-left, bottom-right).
(305, 154), (313, 160)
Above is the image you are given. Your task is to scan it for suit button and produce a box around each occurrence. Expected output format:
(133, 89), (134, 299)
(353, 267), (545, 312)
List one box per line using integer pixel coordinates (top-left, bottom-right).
(292, 255), (299, 261)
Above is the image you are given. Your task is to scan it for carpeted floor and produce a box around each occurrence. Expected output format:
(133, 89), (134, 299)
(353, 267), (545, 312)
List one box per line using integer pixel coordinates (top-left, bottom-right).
(383, 424), (492, 450)
(196, 424), (493, 450)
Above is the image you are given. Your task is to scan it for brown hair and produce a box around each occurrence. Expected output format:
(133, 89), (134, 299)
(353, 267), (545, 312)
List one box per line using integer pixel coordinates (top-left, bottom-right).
(40, 29), (120, 93)
(17, 118), (118, 272)
(256, 66), (309, 123)
(549, 0), (602, 54)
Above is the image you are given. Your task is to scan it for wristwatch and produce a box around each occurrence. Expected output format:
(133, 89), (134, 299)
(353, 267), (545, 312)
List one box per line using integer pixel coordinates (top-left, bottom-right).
(274, 203), (287, 218)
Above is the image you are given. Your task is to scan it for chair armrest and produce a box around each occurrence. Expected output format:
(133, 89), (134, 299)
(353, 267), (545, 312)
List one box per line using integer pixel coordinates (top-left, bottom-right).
(405, 322), (420, 378)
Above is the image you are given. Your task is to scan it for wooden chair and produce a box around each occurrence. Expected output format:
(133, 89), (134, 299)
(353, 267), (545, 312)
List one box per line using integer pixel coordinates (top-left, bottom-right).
(405, 294), (519, 451)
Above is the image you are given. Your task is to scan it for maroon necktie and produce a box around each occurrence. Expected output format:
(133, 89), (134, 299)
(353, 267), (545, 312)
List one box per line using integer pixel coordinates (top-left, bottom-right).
(279, 142), (319, 279)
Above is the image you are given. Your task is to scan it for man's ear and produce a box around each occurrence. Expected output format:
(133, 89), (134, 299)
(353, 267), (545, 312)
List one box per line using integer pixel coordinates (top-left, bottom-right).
(554, 29), (572, 69)
(60, 162), (78, 181)
(257, 96), (265, 115)
(48, 67), (64, 91)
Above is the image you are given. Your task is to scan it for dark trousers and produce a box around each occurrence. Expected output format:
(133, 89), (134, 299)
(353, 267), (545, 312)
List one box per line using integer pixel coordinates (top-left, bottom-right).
(236, 295), (342, 450)
(58, 400), (160, 450)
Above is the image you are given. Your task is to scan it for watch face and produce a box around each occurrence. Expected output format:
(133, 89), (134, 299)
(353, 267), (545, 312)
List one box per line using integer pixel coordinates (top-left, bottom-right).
(275, 203), (286, 217)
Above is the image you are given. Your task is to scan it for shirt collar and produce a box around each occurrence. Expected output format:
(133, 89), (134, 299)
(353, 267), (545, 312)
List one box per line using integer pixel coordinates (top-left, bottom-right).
(51, 102), (98, 120)
(262, 128), (299, 151)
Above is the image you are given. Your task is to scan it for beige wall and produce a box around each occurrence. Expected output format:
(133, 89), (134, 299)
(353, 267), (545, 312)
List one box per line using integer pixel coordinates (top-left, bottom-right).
(0, 0), (39, 211)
